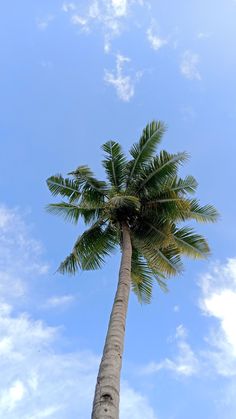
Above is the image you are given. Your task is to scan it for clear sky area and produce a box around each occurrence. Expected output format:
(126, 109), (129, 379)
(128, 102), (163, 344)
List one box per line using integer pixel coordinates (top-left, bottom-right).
(0, 1), (236, 418)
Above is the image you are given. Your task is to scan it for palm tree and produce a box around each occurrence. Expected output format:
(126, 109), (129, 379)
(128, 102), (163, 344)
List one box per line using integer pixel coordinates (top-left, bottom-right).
(46, 121), (218, 419)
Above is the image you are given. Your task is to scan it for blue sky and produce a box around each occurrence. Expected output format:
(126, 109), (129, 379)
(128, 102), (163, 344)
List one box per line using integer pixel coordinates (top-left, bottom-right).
(0, 1), (236, 418)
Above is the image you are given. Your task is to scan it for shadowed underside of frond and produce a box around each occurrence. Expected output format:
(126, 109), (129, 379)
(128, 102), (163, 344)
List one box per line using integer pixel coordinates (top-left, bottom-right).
(58, 222), (118, 274)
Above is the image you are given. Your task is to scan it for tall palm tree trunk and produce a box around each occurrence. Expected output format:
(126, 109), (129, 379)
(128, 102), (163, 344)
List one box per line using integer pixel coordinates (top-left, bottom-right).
(91, 223), (132, 419)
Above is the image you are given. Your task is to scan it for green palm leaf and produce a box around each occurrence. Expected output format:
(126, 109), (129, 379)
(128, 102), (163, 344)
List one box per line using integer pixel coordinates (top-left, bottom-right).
(158, 175), (198, 196)
(136, 151), (189, 195)
(131, 249), (168, 303)
(102, 141), (127, 190)
(134, 218), (172, 249)
(127, 121), (166, 185)
(131, 251), (153, 304)
(69, 165), (108, 194)
(58, 222), (118, 274)
(46, 175), (81, 202)
(133, 231), (183, 276)
(46, 202), (103, 224)
(187, 199), (219, 223)
(46, 120), (218, 303)
(142, 198), (191, 225)
(173, 226), (210, 258)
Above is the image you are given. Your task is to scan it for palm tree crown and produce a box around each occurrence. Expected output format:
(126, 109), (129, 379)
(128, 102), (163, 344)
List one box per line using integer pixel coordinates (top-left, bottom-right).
(46, 120), (218, 303)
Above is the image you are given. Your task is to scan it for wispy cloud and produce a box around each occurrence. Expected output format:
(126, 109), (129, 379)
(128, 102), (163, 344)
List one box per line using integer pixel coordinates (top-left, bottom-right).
(0, 379), (26, 413)
(199, 258), (236, 376)
(0, 206), (49, 303)
(0, 205), (157, 418)
(71, 14), (88, 27)
(140, 258), (236, 382)
(111, 0), (128, 17)
(104, 54), (142, 101)
(197, 32), (211, 40)
(121, 382), (158, 419)
(141, 324), (199, 377)
(61, 0), (148, 52)
(61, 2), (76, 12)
(36, 15), (54, 31)
(43, 295), (75, 309)
(0, 296), (157, 418)
(146, 23), (168, 51)
(180, 50), (201, 80)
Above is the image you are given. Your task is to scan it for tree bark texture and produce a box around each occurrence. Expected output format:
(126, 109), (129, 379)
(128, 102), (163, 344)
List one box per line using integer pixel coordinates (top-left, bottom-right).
(91, 223), (132, 419)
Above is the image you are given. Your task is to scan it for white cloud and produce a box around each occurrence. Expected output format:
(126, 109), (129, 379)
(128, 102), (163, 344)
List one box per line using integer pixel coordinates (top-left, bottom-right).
(65, 0), (148, 52)
(0, 301), (92, 418)
(197, 32), (211, 39)
(0, 205), (158, 418)
(199, 258), (236, 376)
(0, 206), (49, 303)
(0, 380), (26, 412)
(36, 16), (54, 31)
(147, 26), (168, 51)
(141, 324), (199, 377)
(104, 54), (142, 101)
(43, 295), (75, 309)
(142, 258), (236, 381)
(71, 14), (88, 27)
(61, 2), (76, 12)
(0, 206), (12, 228)
(111, 0), (128, 17)
(88, 0), (100, 19)
(0, 300), (157, 418)
(180, 50), (201, 80)
(121, 383), (158, 419)
(204, 290), (236, 352)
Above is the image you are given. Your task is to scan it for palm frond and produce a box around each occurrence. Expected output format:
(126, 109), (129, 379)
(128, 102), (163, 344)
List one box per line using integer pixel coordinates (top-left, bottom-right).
(69, 165), (108, 194)
(102, 141), (127, 190)
(133, 232), (183, 276)
(47, 120), (218, 284)
(136, 151), (189, 195)
(135, 218), (181, 273)
(131, 250), (153, 304)
(58, 222), (117, 274)
(158, 175), (198, 196)
(58, 251), (80, 275)
(173, 226), (210, 258)
(131, 249), (168, 303)
(183, 199), (219, 223)
(47, 175), (81, 202)
(127, 121), (166, 185)
(105, 195), (140, 226)
(109, 195), (140, 212)
(46, 202), (103, 224)
(141, 198), (191, 225)
(134, 218), (172, 248)
(149, 245), (183, 276)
